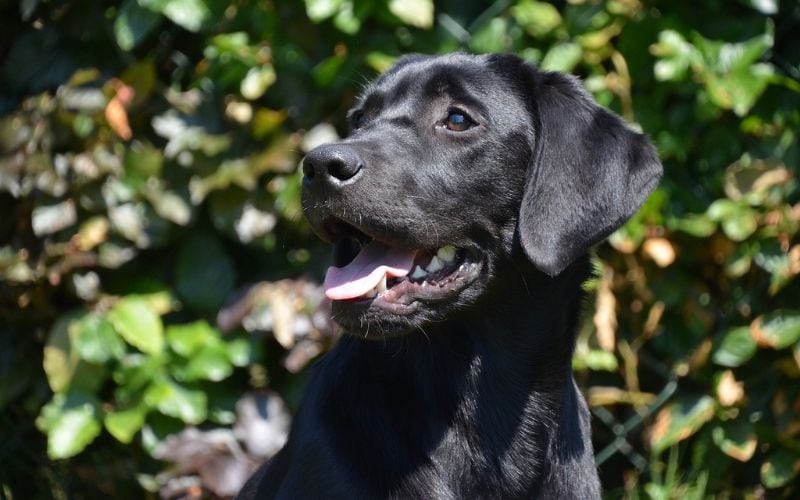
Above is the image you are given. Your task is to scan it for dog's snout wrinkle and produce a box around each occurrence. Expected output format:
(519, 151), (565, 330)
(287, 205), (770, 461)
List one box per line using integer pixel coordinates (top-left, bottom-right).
(303, 144), (364, 188)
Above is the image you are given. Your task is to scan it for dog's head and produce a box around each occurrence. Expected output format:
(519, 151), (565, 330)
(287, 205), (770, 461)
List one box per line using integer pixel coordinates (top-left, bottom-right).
(302, 53), (661, 336)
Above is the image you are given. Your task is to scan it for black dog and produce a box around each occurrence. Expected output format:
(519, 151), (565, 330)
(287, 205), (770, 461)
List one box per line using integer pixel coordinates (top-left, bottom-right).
(238, 53), (661, 499)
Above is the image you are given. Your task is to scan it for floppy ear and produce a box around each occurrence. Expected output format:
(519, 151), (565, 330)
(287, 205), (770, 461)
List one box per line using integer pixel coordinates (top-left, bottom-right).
(518, 66), (662, 276)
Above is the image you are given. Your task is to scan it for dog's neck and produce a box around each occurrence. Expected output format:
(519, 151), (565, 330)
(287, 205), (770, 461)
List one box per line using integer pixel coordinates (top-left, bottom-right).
(306, 257), (594, 497)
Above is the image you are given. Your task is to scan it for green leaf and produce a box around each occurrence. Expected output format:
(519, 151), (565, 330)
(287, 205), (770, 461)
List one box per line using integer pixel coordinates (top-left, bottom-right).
(511, 0), (562, 38)
(43, 311), (84, 393)
(651, 30), (698, 82)
(74, 314), (125, 364)
(226, 338), (253, 367)
(304, 0), (343, 22)
(114, 0), (162, 51)
(470, 18), (511, 54)
(650, 395), (716, 454)
(712, 418), (757, 462)
(721, 207), (759, 241)
(166, 321), (219, 357)
(174, 344), (233, 382)
(389, 0), (433, 29)
(112, 353), (167, 403)
(174, 233), (236, 312)
(745, 0), (777, 14)
(751, 310), (800, 349)
(36, 392), (102, 459)
(240, 65), (276, 100)
(144, 379), (207, 424)
(705, 65), (774, 117)
(668, 213), (717, 237)
(760, 448), (800, 489)
(333, 1), (361, 34)
(108, 297), (164, 355)
(123, 142), (163, 189)
(105, 405), (148, 444)
(574, 349), (618, 372)
(141, 0), (210, 32)
(541, 42), (582, 73)
(712, 326), (757, 367)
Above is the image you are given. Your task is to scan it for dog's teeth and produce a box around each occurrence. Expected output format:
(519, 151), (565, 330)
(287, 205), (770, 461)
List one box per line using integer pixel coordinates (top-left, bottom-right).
(436, 245), (457, 263)
(365, 288), (377, 298)
(377, 274), (387, 292)
(410, 265), (428, 279)
(426, 255), (444, 273)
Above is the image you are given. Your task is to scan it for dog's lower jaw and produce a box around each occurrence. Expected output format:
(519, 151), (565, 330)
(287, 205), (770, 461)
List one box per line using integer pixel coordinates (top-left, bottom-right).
(239, 258), (601, 500)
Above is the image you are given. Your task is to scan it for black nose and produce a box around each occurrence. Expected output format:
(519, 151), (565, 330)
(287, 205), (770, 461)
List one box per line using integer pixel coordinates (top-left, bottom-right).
(302, 144), (364, 186)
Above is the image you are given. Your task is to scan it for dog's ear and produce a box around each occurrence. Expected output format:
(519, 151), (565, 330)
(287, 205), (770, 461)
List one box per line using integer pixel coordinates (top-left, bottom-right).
(518, 66), (662, 276)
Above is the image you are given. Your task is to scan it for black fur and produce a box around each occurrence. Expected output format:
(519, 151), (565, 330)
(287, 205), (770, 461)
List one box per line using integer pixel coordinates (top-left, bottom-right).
(238, 53), (662, 499)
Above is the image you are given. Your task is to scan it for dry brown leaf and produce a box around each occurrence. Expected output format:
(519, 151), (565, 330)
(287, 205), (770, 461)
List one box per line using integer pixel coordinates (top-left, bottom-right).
(593, 268), (617, 352)
(105, 80), (135, 140)
(642, 237), (676, 267)
(716, 370), (744, 406)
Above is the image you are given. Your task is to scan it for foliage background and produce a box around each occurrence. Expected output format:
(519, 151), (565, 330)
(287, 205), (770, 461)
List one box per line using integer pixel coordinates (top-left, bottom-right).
(1, 0), (799, 498)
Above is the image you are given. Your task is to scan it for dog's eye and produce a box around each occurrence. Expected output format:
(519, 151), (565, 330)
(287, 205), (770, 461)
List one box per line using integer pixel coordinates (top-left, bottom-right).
(444, 111), (474, 132)
(352, 111), (366, 129)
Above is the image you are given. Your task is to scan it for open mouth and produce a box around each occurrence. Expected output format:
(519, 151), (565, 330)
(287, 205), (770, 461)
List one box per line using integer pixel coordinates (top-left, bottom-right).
(322, 220), (481, 312)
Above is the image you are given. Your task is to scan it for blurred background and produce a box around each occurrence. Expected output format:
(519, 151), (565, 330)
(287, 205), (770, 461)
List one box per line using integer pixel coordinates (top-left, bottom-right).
(1, 0), (799, 498)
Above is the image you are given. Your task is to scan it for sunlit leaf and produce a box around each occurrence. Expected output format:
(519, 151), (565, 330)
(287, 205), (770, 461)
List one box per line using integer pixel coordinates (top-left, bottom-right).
(240, 65), (276, 100)
(105, 404), (148, 444)
(541, 42), (582, 72)
(141, 0), (210, 32)
(511, 0), (562, 38)
(43, 311), (84, 393)
(73, 314), (125, 364)
(713, 326), (757, 367)
(36, 392), (102, 459)
(751, 310), (800, 349)
(304, 0), (343, 22)
(650, 396), (716, 454)
(174, 344), (233, 382)
(166, 321), (219, 357)
(144, 378), (207, 424)
(108, 297), (164, 355)
(389, 0), (433, 29)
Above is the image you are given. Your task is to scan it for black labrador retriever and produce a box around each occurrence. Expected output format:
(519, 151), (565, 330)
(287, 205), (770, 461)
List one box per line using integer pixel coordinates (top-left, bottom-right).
(238, 53), (661, 499)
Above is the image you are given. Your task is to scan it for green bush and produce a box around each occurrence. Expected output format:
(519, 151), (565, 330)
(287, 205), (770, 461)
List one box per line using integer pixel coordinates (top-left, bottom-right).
(1, 0), (798, 497)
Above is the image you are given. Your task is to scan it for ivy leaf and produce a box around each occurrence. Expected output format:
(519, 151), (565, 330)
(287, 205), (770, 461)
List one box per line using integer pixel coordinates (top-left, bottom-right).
(173, 344), (233, 382)
(388, 0), (433, 29)
(511, 0), (562, 38)
(144, 378), (207, 424)
(712, 419), (757, 462)
(73, 314), (125, 364)
(36, 392), (102, 459)
(541, 42), (582, 72)
(114, 0), (162, 51)
(712, 326), (757, 367)
(304, 0), (343, 22)
(140, 0), (210, 32)
(105, 405), (148, 444)
(166, 321), (219, 357)
(649, 396), (716, 454)
(760, 448), (800, 489)
(43, 311), (84, 393)
(108, 297), (164, 355)
(751, 310), (800, 349)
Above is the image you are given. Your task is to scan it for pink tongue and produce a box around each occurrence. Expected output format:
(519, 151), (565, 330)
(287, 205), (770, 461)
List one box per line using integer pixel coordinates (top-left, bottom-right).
(324, 241), (416, 300)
